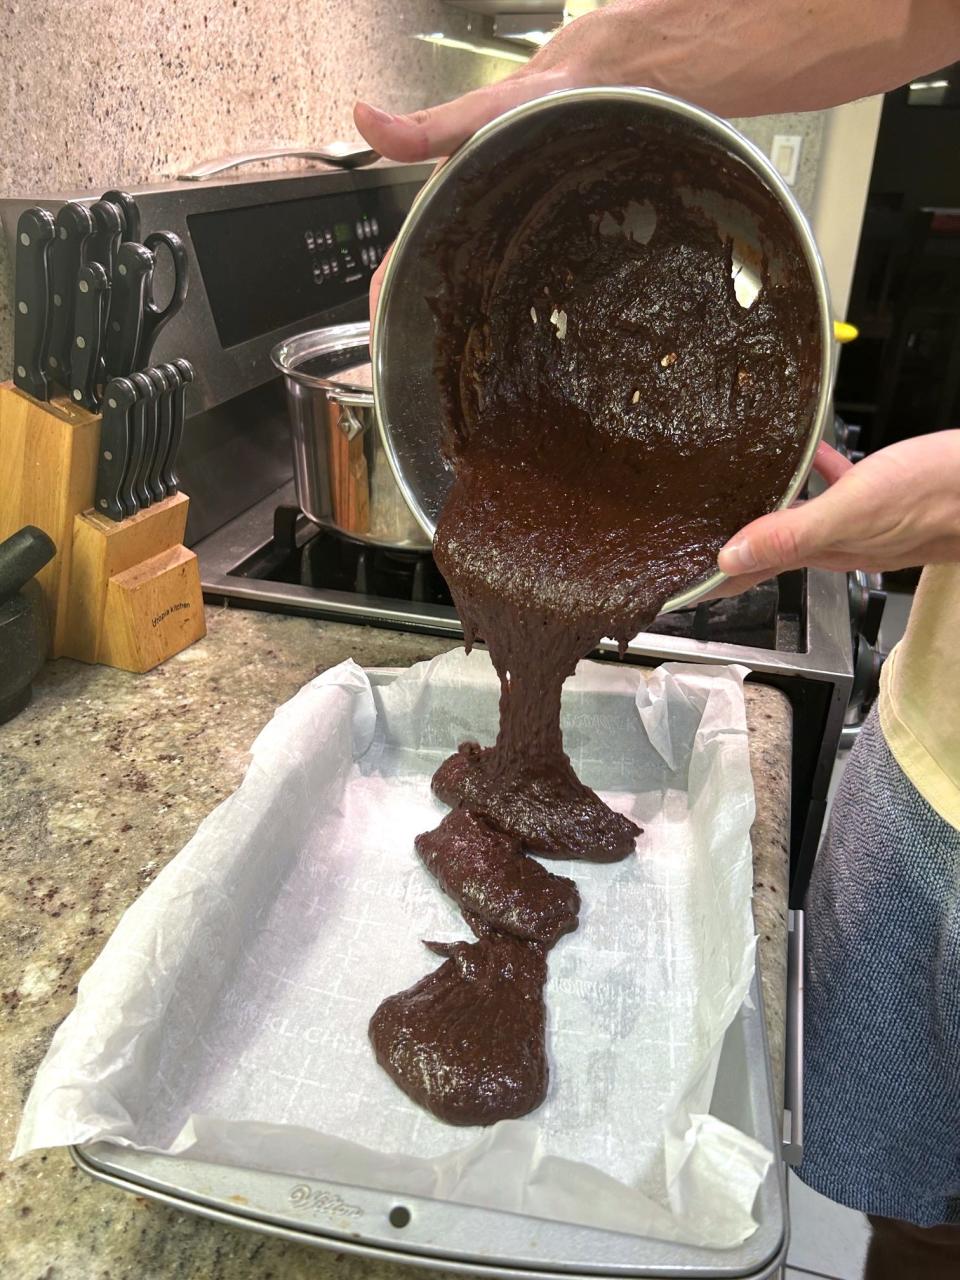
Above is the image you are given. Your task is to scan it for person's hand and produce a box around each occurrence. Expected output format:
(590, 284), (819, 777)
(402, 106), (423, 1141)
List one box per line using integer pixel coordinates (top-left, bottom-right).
(710, 433), (960, 598)
(355, 0), (958, 163)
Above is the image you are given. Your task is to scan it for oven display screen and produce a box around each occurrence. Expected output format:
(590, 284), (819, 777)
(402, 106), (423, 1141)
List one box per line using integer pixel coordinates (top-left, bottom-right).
(187, 181), (423, 349)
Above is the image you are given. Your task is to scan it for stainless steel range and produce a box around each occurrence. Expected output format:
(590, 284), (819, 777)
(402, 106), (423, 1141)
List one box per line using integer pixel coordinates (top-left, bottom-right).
(1, 157), (884, 903)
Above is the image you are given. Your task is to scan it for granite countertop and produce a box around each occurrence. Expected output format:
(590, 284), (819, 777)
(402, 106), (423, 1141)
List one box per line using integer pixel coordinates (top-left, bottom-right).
(0, 606), (791, 1279)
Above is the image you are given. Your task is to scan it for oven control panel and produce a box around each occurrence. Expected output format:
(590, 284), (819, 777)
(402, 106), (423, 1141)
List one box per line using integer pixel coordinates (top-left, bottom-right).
(188, 180), (423, 349)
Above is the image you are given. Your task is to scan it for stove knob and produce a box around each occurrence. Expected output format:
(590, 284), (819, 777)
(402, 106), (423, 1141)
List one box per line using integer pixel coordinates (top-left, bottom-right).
(862, 586), (886, 646)
(850, 634), (887, 715)
(848, 570), (868, 632)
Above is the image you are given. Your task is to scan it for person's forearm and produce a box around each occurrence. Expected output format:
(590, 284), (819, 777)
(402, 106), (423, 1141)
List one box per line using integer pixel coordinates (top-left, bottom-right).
(356, 0), (960, 162)
(564, 0), (960, 116)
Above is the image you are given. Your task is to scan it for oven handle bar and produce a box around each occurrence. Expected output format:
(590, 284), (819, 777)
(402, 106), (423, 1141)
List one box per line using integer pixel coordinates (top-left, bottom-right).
(782, 908), (804, 1165)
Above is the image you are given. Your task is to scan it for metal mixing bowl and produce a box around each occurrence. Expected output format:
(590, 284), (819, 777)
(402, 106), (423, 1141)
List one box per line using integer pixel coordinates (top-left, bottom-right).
(372, 87), (834, 613)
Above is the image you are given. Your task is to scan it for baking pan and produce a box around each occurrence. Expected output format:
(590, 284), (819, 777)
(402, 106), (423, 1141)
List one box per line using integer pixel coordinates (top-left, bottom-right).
(71, 670), (800, 1278)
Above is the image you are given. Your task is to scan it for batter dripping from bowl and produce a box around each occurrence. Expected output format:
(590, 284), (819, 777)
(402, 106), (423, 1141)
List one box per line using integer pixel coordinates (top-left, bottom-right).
(370, 111), (820, 1125)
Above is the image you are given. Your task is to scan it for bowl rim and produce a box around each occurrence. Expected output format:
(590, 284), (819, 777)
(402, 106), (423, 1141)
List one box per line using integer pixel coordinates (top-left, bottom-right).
(373, 85), (834, 616)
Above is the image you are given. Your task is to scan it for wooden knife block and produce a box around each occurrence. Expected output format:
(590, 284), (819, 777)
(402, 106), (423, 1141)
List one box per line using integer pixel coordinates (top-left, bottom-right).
(0, 380), (205, 672)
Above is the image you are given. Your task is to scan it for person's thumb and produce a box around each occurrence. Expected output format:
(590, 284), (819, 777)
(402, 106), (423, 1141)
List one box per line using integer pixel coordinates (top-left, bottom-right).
(354, 69), (569, 162)
(717, 500), (833, 577)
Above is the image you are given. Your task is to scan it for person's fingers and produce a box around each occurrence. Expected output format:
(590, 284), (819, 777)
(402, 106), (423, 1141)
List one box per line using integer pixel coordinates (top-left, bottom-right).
(368, 248), (391, 334)
(812, 440), (854, 487)
(354, 68), (570, 162)
(717, 483), (850, 576)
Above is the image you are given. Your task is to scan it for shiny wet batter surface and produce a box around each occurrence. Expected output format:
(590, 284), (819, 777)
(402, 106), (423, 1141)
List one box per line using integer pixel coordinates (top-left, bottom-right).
(370, 108), (820, 1125)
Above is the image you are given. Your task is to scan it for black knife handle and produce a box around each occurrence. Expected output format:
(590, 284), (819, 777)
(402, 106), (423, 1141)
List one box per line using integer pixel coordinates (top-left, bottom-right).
(70, 262), (110, 411)
(120, 373), (150, 518)
(137, 232), (189, 368)
(86, 200), (124, 286)
(102, 241), (153, 382)
(99, 190), (140, 243)
(13, 207), (56, 402)
(46, 202), (95, 389)
(94, 378), (138, 523)
(153, 364), (180, 500)
(144, 366), (173, 504)
(162, 358), (195, 495)
(128, 370), (158, 511)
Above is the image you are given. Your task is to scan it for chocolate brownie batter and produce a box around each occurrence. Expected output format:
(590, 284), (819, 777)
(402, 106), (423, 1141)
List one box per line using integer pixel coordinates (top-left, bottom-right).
(415, 809), (580, 945)
(370, 106), (821, 1125)
(370, 931), (549, 1126)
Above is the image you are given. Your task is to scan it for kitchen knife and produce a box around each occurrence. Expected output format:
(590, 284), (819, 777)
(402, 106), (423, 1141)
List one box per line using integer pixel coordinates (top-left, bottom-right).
(94, 377), (137, 522)
(13, 207), (56, 401)
(152, 366), (179, 499)
(161, 358), (194, 495)
(86, 200), (124, 288)
(99, 190), (140, 243)
(137, 231), (189, 368)
(46, 201), (95, 388)
(70, 261), (110, 411)
(102, 241), (153, 382)
(144, 365), (174, 504)
(119, 372), (149, 518)
(128, 369), (158, 511)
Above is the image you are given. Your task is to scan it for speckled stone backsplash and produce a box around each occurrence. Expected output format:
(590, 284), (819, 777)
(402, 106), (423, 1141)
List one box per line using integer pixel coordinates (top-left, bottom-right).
(0, 0), (824, 378)
(0, 0), (516, 377)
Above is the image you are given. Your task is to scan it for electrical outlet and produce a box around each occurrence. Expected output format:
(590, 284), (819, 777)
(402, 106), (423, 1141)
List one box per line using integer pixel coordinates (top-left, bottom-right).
(771, 134), (803, 186)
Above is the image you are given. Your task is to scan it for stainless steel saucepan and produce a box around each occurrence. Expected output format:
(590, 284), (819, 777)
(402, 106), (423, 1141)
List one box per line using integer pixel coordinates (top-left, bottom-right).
(271, 321), (431, 551)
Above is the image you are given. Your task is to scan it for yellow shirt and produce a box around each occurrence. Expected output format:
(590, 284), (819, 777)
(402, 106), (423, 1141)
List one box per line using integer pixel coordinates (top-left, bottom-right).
(878, 564), (960, 829)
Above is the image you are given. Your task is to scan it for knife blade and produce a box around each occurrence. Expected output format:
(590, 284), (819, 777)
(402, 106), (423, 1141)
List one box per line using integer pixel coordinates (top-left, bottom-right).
(86, 200), (124, 288)
(162, 358), (195, 495)
(102, 241), (154, 382)
(128, 370), (158, 511)
(99, 190), (140, 243)
(69, 261), (110, 411)
(137, 231), (189, 368)
(13, 207), (56, 401)
(94, 377), (137, 522)
(144, 365), (174, 504)
(46, 201), (95, 388)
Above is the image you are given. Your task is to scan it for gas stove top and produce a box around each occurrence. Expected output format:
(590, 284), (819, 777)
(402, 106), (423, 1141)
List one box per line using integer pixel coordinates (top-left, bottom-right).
(198, 483), (832, 666)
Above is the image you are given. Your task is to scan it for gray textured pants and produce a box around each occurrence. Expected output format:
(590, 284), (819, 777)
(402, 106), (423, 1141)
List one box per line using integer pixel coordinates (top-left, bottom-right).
(796, 707), (960, 1226)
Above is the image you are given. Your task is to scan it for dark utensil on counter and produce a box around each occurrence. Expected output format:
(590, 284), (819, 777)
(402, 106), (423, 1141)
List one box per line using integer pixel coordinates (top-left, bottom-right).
(94, 377), (138, 522)
(0, 525), (56, 724)
(144, 365), (174, 504)
(161, 358), (194, 495)
(102, 241), (154, 382)
(86, 199), (124, 289)
(128, 369), (158, 511)
(0, 524), (55, 602)
(13, 207), (56, 402)
(46, 201), (94, 387)
(100, 189), (141, 242)
(136, 231), (189, 368)
(70, 261), (110, 411)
